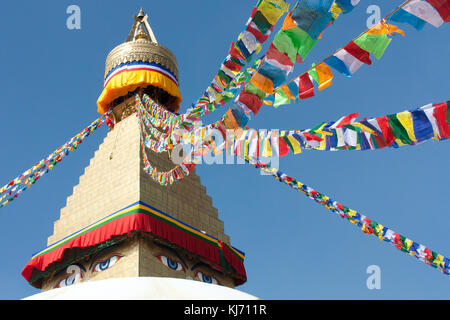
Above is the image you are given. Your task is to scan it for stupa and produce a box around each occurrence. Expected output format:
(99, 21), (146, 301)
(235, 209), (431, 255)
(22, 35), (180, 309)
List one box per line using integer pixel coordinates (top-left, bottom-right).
(22, 9), (254, 300)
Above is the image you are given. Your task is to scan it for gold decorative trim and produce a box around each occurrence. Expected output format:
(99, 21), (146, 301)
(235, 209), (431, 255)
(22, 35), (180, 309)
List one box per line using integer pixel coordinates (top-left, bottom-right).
(104, 39), (179, 80)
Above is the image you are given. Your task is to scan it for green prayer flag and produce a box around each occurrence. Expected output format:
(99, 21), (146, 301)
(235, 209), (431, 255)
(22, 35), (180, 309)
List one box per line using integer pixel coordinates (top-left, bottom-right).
(272, 28), (318, 63)
(354, 34), (391, 60)
(283, 27), (318, 61)
(274, 88), (290, 108)
(272, 30), (298, 63)
(308, 63), (319, 84)
(252, 10), (271, 34)
(387, 114), (412, 145)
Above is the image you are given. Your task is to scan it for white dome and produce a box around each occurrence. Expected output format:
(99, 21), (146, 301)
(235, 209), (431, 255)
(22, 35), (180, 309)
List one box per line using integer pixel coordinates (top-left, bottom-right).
(23, 277), (259, 300)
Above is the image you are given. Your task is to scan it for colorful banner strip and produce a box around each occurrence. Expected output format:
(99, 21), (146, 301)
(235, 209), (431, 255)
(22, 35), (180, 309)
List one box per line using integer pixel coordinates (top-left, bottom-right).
(271, 0), (449, 107)
(0, 113), (112, 209)
(220, 0), (361, 131)
(137, 94), (197, 186)
(160, 101), (449, 160)
(224, 101), (450, 158)
(184, 0), (290, 120)
(243, 156), (450, 275)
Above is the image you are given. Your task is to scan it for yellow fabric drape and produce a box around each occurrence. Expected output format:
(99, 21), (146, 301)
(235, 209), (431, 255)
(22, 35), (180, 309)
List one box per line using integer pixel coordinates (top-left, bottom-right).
(97, 69), (182, 114)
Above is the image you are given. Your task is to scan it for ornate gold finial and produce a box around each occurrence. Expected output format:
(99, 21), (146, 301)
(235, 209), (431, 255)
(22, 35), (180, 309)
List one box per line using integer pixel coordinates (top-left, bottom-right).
(125, 9), (157, 43)
(135, 25), (149, 41)
(137, 8), (145, 19)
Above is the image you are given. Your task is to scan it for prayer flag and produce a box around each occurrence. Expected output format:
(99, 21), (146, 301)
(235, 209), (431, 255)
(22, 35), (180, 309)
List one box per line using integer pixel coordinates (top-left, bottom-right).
(274, 87), (291, 107)
(389, 8), (427, 30)
(354, 33), (392, 59)
(402, 0), (446, 27)
(298, 73), (315, 99)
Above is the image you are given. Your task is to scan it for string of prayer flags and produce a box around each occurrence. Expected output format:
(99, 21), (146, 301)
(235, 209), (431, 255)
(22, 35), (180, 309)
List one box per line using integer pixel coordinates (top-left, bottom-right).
(221, 101), (449, 159)
(228, 0), (360, 127)
(139, 98), (449, 162)
(325, 40), (373, 77)
(255, 0), (336, 91)
(137, 95), (196, 186)
(270, 19), (407, 108)
(0, 113), (109, 209)
(185, 0), (289, 121)
(242, 156), (450, 276)
(326, 21), (403, 77)
(389, 0), (449, 30)
(353, 22), (403, 60)
(279, 101), (450, 154)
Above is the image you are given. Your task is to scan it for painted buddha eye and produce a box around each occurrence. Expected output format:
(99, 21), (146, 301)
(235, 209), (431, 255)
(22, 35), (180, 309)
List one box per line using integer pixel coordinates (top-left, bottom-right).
(157, 255), (184, 271)
(196, 271), (219, 285)
(94, 255), (122, 272)
(56, 272), (81, 288)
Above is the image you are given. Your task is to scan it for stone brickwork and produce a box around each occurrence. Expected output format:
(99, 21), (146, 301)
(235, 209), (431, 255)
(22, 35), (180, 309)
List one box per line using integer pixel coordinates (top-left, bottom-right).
(48, 105), (230, 245)
(42, 99), (236, 290)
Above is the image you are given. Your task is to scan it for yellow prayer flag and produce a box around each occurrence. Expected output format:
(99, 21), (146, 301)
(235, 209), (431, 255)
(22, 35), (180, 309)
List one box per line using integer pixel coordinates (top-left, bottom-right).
(262, 138), (272, 157)
(315, 63), (333, 91)
(286, 135), (302, 154)
(244, 140), (250, 158)
(259, 0), (290, 25)
(396, 111), (417, 142)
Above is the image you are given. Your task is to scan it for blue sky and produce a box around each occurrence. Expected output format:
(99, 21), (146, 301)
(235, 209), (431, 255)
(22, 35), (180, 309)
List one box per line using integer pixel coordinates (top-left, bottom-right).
(0, 1), (448, 299)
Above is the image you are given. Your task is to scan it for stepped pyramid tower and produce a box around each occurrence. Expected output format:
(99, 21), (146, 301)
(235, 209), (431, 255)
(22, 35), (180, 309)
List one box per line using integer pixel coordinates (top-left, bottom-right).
(21, 9), (247, 296)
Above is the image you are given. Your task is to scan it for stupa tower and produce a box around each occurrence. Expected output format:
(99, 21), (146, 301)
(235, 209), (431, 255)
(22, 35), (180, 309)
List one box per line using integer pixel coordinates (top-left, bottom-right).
(21, 9), (247, 295)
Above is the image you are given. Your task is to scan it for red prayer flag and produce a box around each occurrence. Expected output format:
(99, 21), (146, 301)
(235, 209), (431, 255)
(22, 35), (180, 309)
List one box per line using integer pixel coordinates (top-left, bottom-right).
(266, 43), (294, 69)
(298, 74), (315, 99)
(224, 59), (243, 72)
(433, 102), (450, 138)
(237, 92), (263, 115)
(303, 132), (322, 141)
(376, 116), (396, 146)
(229, 42), (245, 61)
(344, 41), (372, 65)
(245, 22), (269, 43)
(278, 137), (290, 156)
(426, 0), (450, 22)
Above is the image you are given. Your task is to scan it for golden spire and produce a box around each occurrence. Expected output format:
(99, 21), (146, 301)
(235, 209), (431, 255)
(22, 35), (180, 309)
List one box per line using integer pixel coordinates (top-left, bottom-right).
(126, 8), (158, 43)
(98, 8), (182, 114)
